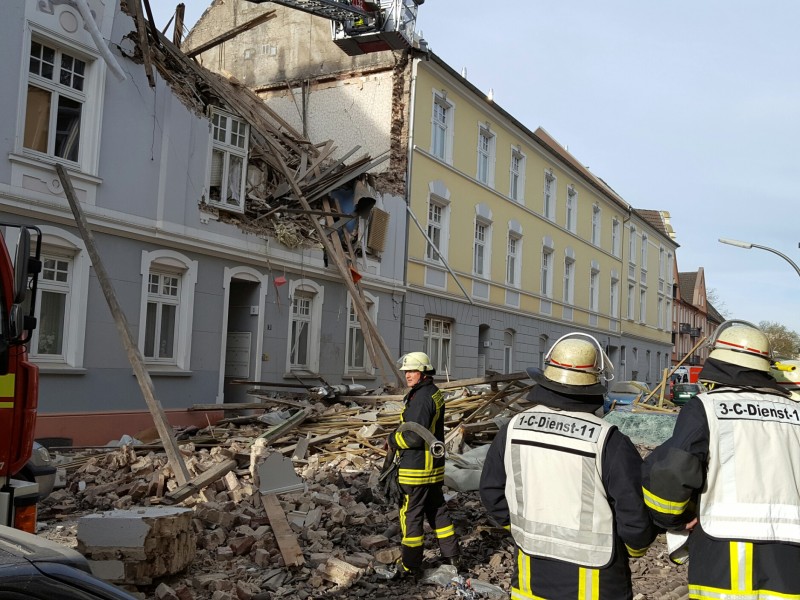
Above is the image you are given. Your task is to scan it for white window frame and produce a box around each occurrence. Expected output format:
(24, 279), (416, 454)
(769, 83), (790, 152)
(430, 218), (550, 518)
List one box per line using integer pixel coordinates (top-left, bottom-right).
(566, 186), (577, 233)
(563, 257), (575, 306)
(629, 225), (637, 266)
(610, 275), (620, 319)
(424, 316), (452, 376)
(20, 32), (102, 171)
(541, 246), (554, 298)
(503, 330), (514, 374)
(591, 204), (601, 246)
(431, 91), (454, 163)
(509, 147), (526, 203)
(472, 212), (492, 278)
(286, 279), (324, 374)
(611, 218), (621, 257)
(426, 195), (450, 263)
(639, 288), (647, 324)
(544, 170), (556, 220)
(476, 125), (496, 187)
(12, 227), (89, 369)
(658, 296), (664, 329)
(506, 231), (522, 288)
(345, 291), (378, 375)
(589, 267), (600, 312)
(138, 250), (198, 371)
(641, 234), (648, 267)
(207, 108), (249, 213)
(627, 283), (636, 319)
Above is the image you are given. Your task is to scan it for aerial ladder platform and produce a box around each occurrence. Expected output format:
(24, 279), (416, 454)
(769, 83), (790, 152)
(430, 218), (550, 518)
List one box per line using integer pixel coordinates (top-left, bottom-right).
(244, 0), (424, 55)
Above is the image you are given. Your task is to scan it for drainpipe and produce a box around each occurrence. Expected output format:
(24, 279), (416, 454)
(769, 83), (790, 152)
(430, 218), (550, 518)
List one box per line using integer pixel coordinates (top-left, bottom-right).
(399, 53), (418, 356)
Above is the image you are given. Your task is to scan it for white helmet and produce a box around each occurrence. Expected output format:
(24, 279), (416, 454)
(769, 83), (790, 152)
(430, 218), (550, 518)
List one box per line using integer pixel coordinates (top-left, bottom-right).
(772, 360), (800, 401)
(542, 333), (614, 387)
(398, 351), (435, 373)
(708, 320), (772, 372)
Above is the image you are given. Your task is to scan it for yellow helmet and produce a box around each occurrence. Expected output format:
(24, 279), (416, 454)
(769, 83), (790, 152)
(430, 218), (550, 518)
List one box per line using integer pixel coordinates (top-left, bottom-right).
(397, 351), (435, 373)
(708, 320), (772, 372)
(542, 333), (613, 387)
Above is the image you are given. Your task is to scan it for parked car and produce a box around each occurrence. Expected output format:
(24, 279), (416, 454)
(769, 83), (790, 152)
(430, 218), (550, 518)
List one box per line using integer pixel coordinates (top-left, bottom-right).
(603, 381), (651, 414)
(671, 382), (704, 406)
(0, 523), (138, 599)
(15, 442), (57, 502)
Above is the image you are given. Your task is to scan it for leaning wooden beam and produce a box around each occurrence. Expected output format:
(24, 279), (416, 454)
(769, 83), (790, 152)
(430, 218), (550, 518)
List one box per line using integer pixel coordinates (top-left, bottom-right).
(186, 10), (277, 58)
(258, 408), (312, 444)
(55, 164), (190, 486)
(128, 0), (155, 87)
(261, 494), (305, 567)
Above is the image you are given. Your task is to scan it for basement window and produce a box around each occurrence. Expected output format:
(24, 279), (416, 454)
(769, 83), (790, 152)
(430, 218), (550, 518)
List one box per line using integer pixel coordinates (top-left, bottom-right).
(208, 109), (249, 213)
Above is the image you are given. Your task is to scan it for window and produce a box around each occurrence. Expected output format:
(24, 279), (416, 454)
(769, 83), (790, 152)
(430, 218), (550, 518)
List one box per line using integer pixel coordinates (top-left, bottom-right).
(658, 296), (664, 329)
(346, 293), (378, 375)
(610, 275), (620, 318)
(611, 219), (621, 257)
(544, 170), (556, 220)
(506, 233), (521, 287)
(23, 39), (87, 163)
(477, 126), (495, 186)
(287, 279), (324, 373)
(509, 148), (525, 202)
(563, 258), (575, 305)
(591, 205), (601, 246)
(639, 288), (647, 323)
(589, 267), (600, 312)
(566, 187), (577, 232)
(426, 197), (449, 262)
(424, 317), (452, 375)
(503, 330), (514, 374)
(431, 92), (453, 162)
(139, 250), (197, 370)
(144, 272), (180, 361)
(541, 248), (553, 297)
(627, 283), (635, 319)
(641, 234), (648, 267)
(208, 109), (249, 212)
(473, 221), (489, 276)
(629, 226), (637, 265)
(31, 256), (71, 358)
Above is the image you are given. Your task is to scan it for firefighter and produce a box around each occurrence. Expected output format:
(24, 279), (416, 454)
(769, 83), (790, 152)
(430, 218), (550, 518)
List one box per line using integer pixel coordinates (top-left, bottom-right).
(387, 351), (460, 578)
(480, 333), (656, 599)
(642, 320), (800, 598)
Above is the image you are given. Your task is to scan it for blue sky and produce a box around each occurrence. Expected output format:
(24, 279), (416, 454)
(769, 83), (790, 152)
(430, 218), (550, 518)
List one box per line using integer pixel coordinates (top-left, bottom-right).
(150, 1), (800, 334)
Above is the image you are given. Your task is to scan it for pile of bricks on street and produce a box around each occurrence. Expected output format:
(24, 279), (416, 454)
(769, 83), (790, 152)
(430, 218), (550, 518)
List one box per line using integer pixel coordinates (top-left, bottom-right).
(37, 374), (688, 600)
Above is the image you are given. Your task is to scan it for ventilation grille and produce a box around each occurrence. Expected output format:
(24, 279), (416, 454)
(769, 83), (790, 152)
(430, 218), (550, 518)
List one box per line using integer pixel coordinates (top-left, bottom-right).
(367, 208), (390, 253)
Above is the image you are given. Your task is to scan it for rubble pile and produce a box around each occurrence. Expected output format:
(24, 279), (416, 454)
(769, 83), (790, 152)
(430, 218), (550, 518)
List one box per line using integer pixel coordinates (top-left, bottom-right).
(37, 375), (689, 599)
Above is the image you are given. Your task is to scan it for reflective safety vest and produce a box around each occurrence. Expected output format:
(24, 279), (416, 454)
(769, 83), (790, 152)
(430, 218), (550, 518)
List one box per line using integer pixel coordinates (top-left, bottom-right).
(503, 406), (616, 567)
(698, 388), (800, 543)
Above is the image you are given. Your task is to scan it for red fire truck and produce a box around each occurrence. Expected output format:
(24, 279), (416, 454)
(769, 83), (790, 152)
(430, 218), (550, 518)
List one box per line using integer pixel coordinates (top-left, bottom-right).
(0, 224), (42, 532)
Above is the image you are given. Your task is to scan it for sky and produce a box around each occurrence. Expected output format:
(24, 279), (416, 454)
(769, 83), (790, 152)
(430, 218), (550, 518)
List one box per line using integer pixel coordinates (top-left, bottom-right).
(150, 1), (800, 334)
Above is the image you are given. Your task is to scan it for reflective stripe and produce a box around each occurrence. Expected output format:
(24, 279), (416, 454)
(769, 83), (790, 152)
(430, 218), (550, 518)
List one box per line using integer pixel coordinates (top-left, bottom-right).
(730, 542), (753, 592)
(688, 584), (800, 599)
(517, 551), (532, 596)
(434, 524), (455, 539)
(395, 431), (410, 449)
(399, 494), (409, 538)
(643, 486), (689, 515)
(626, 544), (647, 558)
(578, 567), (599, 600)
(0, 402), (13, 409)
(0, 374), (15, 397)
(402, 534), (424, 547)
(511, 589), (547, 600)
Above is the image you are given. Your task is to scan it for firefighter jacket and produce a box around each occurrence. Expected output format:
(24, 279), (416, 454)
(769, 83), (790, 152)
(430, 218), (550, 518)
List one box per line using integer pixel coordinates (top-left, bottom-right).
(387, 377), (445, 486)
(642, 358), (800, 598)
(481, 386), (656, 600)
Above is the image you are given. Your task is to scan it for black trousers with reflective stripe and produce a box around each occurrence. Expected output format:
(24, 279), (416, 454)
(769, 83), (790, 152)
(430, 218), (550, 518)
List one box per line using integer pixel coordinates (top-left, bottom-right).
(398, 483), (459, 570)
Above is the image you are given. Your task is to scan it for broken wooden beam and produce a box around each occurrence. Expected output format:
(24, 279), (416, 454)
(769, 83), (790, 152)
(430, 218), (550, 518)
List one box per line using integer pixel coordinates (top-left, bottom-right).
(186, 10), (277, 58)
(261, 494), (304, 567)
(165, 458), (238, 503)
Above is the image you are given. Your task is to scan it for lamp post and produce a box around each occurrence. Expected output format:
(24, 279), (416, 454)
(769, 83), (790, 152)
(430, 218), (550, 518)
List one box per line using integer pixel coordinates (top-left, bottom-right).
(718, 238), (800, 278)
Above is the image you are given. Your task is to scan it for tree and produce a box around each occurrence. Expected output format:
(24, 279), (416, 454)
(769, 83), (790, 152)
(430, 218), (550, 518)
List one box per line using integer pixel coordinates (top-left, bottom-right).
(706, 288), (731, 318)
(759, 321), (800, 359)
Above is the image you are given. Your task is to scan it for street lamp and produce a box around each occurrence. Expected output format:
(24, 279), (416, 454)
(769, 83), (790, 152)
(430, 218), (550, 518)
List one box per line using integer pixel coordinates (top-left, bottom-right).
(718, 238), (800, 278)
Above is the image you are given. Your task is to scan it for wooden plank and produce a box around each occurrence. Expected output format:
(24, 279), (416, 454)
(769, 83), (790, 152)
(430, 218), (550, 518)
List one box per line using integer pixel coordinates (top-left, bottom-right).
(261, 494), (305, 567)
(172, 3), (185, 47)
(128, 0), (155, 87)
(166, 458), (238, 503)
(186, 10), (276, 58)
(56, 165), (190, 486)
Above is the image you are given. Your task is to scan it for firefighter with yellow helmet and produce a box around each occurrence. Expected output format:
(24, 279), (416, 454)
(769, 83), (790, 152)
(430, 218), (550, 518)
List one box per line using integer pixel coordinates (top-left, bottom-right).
(643, 320), (800, 598)
(479, 333), (656, 599)
(386, 351), (460, 579)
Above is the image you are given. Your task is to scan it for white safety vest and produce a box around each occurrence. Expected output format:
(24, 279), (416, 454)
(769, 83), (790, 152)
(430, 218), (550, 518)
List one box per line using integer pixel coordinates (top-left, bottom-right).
(503, 406), (616, 567)
(698, 388), (800, 543)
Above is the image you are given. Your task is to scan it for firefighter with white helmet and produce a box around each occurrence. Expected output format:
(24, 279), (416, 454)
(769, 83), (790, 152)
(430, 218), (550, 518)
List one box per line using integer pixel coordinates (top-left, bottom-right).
(480, 333), (656, 599)
(643, 319), (800, 597)
(385, 351), (460, 579)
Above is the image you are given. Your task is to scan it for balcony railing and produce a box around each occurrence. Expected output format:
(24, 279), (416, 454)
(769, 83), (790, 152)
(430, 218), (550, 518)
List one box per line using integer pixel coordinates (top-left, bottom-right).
(690, 328), (702, 337)
(679, 323), (692, 334)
